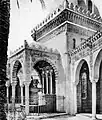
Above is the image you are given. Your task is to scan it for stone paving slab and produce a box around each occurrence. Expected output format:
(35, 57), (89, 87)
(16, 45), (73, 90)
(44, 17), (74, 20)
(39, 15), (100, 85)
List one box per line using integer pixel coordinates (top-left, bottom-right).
(27, 113), (102, 120)
(41, 114), (92, 120)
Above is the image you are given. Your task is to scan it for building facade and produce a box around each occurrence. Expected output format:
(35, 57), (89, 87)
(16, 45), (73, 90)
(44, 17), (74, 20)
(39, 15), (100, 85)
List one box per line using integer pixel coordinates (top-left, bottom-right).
(6, 0), (102, 119)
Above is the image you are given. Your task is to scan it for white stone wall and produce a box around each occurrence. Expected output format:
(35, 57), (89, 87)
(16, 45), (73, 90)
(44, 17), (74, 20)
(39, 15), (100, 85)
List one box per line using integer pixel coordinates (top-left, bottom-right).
(41, 31), (67, 112)
(39, 26), (91, 113)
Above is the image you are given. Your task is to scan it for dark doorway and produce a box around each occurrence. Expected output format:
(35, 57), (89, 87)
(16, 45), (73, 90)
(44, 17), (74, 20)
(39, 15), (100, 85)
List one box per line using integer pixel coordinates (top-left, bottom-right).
(77, 61), (92, 113)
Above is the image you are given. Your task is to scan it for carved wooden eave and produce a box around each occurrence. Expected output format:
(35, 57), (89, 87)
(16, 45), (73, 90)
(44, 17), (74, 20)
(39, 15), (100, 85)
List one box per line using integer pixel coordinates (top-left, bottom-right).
(31, 1), (102, 42)
(29, 42), (60, 61)
(70, 31), (102, 62)
(9, 40), (60, 63)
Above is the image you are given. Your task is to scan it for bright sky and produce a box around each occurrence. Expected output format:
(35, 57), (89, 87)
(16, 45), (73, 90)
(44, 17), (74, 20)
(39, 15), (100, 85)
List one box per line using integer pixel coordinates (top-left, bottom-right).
(8, 0), (102, 54)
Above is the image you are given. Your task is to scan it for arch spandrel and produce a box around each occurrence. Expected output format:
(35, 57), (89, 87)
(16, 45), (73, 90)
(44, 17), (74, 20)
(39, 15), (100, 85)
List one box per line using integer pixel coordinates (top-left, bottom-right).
(31, 57), (59, 81)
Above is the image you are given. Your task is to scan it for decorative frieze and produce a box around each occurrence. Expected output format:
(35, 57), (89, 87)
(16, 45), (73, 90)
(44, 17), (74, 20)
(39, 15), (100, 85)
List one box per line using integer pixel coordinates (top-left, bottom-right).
(31, 2), (102, 41)
(30, 51), (58, 62)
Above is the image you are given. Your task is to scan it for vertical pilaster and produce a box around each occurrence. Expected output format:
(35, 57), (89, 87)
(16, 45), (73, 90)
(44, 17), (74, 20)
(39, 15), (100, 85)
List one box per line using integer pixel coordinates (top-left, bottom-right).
(73, 82), (77, 115)
(55, 80), (60, 112)
(24, 41), (31, 115)
(65, 31), (72, 114)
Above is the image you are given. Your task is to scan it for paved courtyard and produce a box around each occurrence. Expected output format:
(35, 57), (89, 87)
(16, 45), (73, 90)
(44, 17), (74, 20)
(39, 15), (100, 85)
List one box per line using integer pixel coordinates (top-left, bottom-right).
(41, 114), (102, 120)
(8, 112), (102, 120)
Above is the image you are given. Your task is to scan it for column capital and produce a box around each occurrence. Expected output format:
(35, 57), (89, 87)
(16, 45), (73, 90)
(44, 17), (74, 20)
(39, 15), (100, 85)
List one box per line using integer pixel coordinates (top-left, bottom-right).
(12, 77), (17, 81)
(11, 81), (17, 87)
(92, 79), (98, 83)
(20, 81), (24, 87)
(20, 83), (24, 87)
(50, 69), (53, 74)
(41, 71), (45, 77)
(6, 81), (10, 87)
(45, 70), (49, 74)
(24, 81), (30, 86)
(42, 71), (45, 74)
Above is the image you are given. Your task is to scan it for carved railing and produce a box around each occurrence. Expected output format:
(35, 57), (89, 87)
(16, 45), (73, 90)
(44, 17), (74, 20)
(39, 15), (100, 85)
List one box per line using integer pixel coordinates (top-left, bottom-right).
(70, 31), (102, 56)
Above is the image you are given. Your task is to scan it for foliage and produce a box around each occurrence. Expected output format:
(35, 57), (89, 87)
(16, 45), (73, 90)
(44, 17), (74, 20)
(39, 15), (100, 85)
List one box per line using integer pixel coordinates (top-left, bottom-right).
(0, 0), (10, 119)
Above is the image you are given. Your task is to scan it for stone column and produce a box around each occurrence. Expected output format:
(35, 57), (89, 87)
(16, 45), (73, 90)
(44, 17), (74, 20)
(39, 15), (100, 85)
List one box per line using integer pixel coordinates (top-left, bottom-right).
(42, 71), (45, 94)
(92, 80), (97, 120)
(6, 81), (10, 120)
(50, 70), (53, 94)
(6, 86), (9, 104)
(24, 81), (30, 115)
(11, 80), (17, 120)
(45, 71), (49, 94)
(20, 83), (24, 105)
(11, 81), (17, 104)
(6, 81), (10, 104)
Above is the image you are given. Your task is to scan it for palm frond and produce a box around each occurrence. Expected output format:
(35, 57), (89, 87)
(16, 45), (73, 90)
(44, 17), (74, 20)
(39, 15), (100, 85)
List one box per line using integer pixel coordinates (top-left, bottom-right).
(16, 0), (46, 10)
(17, 0), (20, 9)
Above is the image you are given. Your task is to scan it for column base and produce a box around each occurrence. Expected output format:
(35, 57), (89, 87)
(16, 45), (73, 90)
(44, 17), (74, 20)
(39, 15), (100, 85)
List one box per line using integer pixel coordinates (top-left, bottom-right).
(92, 116), (97, 120)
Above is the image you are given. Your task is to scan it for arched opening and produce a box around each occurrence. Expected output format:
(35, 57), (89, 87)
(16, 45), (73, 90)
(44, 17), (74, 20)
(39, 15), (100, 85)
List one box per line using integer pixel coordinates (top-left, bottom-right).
(29, 60), (56, 113)
(34, 60), (56, 95)
(94, 49), (102, 114)
(96, 60), (102, 113)
(88, 0), (92, 13)
(12, 60), (23, 104)
(77, 61), (92, 113)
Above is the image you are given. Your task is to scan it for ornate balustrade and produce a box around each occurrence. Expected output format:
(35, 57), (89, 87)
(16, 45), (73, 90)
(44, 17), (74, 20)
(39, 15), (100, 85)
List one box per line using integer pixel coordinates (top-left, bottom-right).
(70, 31), (102, 56)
